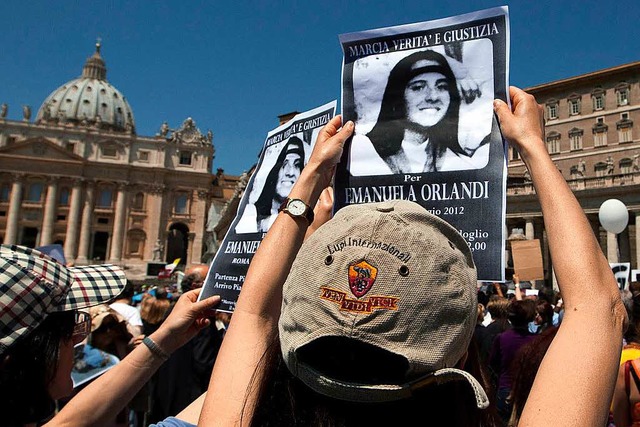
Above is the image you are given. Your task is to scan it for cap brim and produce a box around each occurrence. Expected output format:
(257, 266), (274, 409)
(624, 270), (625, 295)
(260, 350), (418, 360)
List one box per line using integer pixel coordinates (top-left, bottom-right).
(57, 264), (127, 312)
(295, 363), (489, 409)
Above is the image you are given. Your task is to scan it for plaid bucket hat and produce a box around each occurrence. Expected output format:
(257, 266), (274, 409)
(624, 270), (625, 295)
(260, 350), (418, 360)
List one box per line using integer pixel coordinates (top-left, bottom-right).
(279, 200), (489, 408)
(0, 245), (126, 356)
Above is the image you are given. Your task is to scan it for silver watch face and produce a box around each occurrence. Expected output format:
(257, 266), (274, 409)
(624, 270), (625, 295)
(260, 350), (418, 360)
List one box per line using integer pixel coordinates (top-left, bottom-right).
(288, 199), (307, 216)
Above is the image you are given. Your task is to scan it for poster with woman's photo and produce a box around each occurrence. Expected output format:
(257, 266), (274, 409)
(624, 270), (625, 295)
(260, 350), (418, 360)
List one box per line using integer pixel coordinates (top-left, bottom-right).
(199, 101), (336, 312)
(336, 7), (509, 281)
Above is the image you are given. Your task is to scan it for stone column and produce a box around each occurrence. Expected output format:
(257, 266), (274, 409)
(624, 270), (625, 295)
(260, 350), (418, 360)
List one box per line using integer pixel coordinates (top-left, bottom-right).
(636, 211), (640, 273)
(4, 175), (24, 244)
(39, 178), (59, 246)
(607, 231), (619, 263)
(64, 180), (83, 262)
(76, 182), (95, 264)
(108, 185), (127, 262)
(147, 184), (165, 261)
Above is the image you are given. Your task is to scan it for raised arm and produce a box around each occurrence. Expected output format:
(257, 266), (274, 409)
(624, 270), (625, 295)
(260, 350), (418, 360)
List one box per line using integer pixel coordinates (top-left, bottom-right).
(198, 117), (354, 426)
(494, 87), (626, 426)
(46, 289), (220, 427)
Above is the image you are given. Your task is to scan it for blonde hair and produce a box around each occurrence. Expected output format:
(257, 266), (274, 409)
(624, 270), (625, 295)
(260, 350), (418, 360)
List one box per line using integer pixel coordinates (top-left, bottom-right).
(140, 295), (171, 325)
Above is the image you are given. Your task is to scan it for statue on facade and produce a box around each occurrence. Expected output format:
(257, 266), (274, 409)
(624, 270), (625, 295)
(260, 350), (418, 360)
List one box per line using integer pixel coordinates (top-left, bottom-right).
(160, 121), (169, 137)
(207, 130), (213, 143)
(633, 154), (640, 172)
(606, 156), (615, 175)
(0, 103), (7, 118)
(41, 103), (51, 121)
(152, 239), (164, 262)
(22, 105), (31, 121)
(578, 158), (586, 177)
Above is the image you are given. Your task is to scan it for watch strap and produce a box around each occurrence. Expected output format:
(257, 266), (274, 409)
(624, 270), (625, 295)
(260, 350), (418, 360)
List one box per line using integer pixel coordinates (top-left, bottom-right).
(278, 198), (314, 224)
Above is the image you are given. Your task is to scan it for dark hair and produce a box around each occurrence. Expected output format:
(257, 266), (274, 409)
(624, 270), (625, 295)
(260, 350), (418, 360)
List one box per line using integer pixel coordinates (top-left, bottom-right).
(366, 49), (463, 170)
(117, 279), (135, 300)
(254, 136), (305, 219)
(535, 300), (554, 332)
(0, 311), (75, 425)
(509, 326), (559, 425)
(508, 299), (537, 329)
(624, 281), (640, 344)
(246, 335), (500, 427)
(181, 273), (199, 294)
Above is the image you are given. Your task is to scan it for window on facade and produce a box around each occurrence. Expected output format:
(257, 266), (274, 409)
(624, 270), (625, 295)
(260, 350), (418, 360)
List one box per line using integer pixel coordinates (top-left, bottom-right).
(546, 133), (560, 154)
(0, 184), (10, 202)
(138, 150), (149, 162)
(127, 229), (146, 257)
(593, 93), (605, 111)
(569, 129), (583, 151)
(569, 97), (581, 115)
(547, 103), (558, 120)
(174, 193), (188, 214)
(97, 189), (113, 207)
(620, 158), (633, 174)
(570, 166), (580, 180)
(511, 147), (520, 160)
(595, 163), (608, 177)
(179, 151), (192, 166)
(66, 143), (76, 154)
(102, 146), (117, 157)
(617, 88), (629, 106)
(619, 127), (633, 143)
(59, 187), (70, 206)
(26, 183), (43, 202)
(594, 131), (608, 147)
(132, 192), (145, 210)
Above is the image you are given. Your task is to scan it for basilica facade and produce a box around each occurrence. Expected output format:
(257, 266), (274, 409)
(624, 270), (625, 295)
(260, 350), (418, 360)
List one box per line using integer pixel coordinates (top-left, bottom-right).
(0, 43), (238, 278)
(507, 61), (640, 286)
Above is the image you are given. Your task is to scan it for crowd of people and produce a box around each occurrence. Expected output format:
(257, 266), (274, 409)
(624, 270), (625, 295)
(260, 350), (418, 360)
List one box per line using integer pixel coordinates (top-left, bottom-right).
(0, 86), (633, 427)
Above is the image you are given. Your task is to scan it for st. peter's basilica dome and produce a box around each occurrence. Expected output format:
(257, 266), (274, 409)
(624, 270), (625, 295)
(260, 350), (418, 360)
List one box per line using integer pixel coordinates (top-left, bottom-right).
(35, 42), (136, 133)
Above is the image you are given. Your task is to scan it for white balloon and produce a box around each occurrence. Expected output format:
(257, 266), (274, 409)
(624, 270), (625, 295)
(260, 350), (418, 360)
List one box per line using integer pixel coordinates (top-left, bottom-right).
(598, 199), (629, 234)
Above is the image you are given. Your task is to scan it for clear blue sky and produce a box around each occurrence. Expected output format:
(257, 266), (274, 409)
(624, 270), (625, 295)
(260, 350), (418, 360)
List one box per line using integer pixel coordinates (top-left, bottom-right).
(1, 0), (638, 176)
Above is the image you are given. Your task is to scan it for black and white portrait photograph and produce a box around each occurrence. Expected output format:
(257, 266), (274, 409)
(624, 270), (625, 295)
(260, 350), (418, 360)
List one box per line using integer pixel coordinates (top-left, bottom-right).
(348, 39), (494, 176)
(336, 7), (509, 281)
(234, 134), (311, 234)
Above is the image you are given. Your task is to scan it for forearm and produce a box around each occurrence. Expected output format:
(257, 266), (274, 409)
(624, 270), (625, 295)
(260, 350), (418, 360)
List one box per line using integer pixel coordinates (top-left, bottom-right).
(200, 167), (326, 425)
(46, 338), (166, 427)
(518, 139), (625, 426)
(523, 142), (620, 308)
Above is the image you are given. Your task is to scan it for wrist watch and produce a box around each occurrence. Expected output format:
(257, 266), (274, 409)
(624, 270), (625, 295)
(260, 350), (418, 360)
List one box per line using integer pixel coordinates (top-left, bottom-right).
(278, 197), (314, 224)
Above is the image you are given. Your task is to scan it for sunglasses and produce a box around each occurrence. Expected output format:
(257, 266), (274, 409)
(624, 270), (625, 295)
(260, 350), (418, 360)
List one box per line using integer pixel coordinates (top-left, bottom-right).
(72, 311), (91, 345)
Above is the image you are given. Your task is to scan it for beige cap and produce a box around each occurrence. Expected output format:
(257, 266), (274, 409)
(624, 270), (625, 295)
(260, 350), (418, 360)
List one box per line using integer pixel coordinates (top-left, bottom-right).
(279, 200), (488, 408)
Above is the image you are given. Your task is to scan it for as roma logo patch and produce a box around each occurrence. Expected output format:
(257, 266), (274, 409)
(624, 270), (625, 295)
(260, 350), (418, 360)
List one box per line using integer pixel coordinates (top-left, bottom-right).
(348, 260), (377, 298)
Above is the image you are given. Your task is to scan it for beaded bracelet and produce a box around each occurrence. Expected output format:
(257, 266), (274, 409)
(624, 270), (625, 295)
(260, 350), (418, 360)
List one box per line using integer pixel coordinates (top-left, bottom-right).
(142, 336), (170, 361)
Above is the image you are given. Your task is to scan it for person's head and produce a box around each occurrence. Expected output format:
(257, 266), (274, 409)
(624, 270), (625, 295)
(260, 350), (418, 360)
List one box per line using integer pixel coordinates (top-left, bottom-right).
(367, 50), (462, 158)
(535, 300), (554, 327)
(88, 304), (131, 352)
(508, 299), (538, 329)
(140, 293), (171, 325)
(622, 281), (640, 344)
(0, 245), (125, 424)
(277, 200), (489, 412)
(116, 279), (135, 301)
(486, 295), (510, 320)
(476, 303), (485, 325)
(254, 136), (305, 217)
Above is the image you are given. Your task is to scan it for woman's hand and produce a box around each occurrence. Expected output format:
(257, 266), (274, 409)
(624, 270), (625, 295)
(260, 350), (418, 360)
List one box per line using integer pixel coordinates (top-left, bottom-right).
(305, 186), (334, 240)
(305, 115), (354, 191)
(150, 289), (220, 354)
(493, 86), (545, 160)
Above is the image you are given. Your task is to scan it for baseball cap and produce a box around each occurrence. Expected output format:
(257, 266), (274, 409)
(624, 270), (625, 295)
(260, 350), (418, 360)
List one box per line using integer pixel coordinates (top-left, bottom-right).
(0, 244), (126, 355)
(279, 200), (489, 409)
